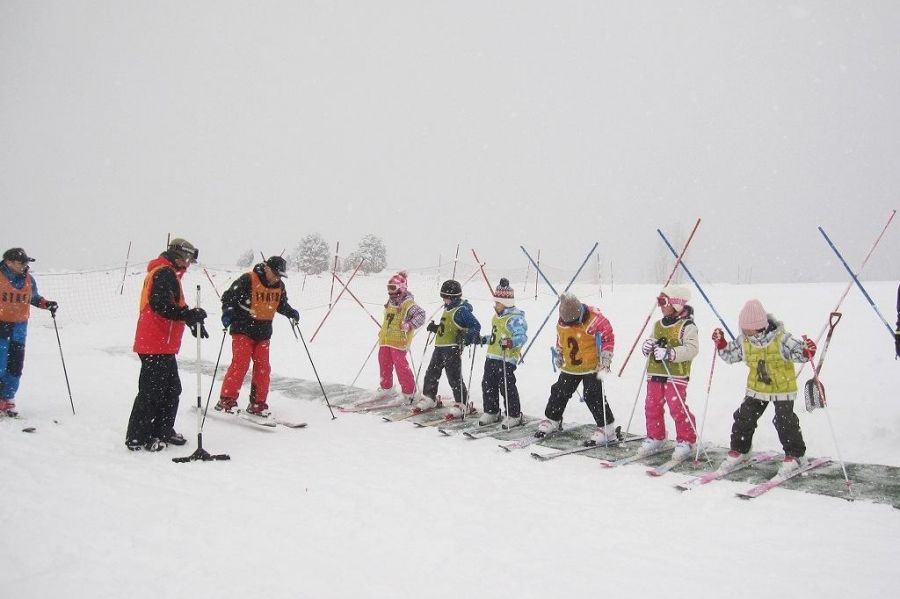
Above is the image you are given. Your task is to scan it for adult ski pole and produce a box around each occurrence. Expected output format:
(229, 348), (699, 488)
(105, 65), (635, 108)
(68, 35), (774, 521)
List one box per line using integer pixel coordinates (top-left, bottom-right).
(200, 327), (229, 430)
(50, 308), (75, 415)
(293, 321), (336, 419)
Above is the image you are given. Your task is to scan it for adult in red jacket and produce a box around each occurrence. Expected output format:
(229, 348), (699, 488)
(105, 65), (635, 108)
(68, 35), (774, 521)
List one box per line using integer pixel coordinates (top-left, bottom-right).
(216, 256), (299, 421)
(126, 238), (208, 451)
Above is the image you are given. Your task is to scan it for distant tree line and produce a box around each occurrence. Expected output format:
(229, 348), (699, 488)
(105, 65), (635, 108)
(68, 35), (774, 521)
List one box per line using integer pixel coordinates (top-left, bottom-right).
(235, 233), (387, 275)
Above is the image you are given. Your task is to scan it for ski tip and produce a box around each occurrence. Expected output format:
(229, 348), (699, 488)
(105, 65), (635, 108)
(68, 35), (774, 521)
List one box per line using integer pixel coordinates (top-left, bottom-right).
(21, 426), (36, 433)
(598, 462), (614, 469)
(530, 453), (546, 461)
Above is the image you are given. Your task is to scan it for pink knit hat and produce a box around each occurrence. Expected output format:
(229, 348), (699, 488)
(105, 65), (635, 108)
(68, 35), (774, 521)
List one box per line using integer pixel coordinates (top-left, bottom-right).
(739, 299), (768, 331)
(387, 271), (408, 295)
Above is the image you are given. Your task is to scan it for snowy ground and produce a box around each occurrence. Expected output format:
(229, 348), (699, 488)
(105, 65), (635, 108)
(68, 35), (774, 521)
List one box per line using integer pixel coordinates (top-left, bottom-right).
(2, 268), (899, 599)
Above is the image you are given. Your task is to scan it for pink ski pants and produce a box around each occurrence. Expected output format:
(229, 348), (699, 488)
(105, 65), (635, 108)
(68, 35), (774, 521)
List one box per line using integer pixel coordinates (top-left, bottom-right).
(645, 377), (696, 443)
(378, 346), (415, 395)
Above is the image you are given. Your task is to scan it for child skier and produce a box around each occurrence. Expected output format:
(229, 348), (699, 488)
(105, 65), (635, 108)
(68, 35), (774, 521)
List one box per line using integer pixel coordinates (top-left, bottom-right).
(374, 271), (426, 404)
(477, 278), (528, 428)
(536, 292), (616, 442)
(416, 279), (481, 414)
(713, 298), (817, 476)
(637, 285), (699, 461)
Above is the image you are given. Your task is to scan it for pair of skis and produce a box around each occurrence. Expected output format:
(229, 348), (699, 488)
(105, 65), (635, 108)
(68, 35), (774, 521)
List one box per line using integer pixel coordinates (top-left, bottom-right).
(194, 405), (307, 429)
(530, 429), (645, 461)
(674, 451), (833, 499)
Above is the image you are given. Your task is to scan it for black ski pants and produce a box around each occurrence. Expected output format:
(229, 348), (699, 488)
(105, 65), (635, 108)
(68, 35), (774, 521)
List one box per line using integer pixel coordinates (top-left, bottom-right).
(126, 354), (182, 444)
(544, 371), (614, 426)
(423, 345), (467, 403)
(730, 396), (806, 458)
(481, 357), (520, 418)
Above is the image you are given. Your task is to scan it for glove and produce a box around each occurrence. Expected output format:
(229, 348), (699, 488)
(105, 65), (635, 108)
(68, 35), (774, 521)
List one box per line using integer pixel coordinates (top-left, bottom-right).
(190, 322), (209, 339)
(183, 308), (207, 327)
(44, 300), (59, 316)
(895, 330), (900, 358)
(551, 348), (563, 369)
(641, 338), (656, 357)
(500, 337), (513, 350)
(400, 321), (412, 332)
(221, 308), (234, 329)
(596, 353), (612, 380)
(653, 346), (673, 361)
(426, 321), (439, 334)
(802, 336), (817, 359)
(712, 328), (726, 351)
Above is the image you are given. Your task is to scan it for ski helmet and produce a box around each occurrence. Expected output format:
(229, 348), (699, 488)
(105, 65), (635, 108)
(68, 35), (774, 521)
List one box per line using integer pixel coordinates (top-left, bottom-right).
(440, 279), (462, 299)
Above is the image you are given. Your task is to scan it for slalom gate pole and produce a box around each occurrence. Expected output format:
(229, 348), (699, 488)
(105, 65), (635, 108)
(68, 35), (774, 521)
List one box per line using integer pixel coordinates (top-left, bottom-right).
(174, 285), (230, 463)
(819, 226), (895, 339)
(471, 249), (494, 295)
(657, 228), (735, 340)
(200, 328), (228, 430)
(618, 218), (701, 376)
(118, 241), (131, 295)
(795, 212), (895, 378)
(331, 272), (382, 328)
(202, 268), (222, 299)
(293, 321), (336, 419)
(309, 258), (368, 342)
(50, 310), (75, 415)
(451, 244), (460, 279)
(694, 350), (717, 463)
(534, 249), (540, 300)
(518, 242), (599, 362)
(328, 241), (340, 309)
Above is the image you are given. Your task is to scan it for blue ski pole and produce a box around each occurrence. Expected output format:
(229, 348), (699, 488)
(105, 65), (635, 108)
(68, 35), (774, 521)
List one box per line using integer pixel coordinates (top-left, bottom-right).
(657, 229), (735, 341)
(818, 226), (895, 339)
(519, 242), (598, 362)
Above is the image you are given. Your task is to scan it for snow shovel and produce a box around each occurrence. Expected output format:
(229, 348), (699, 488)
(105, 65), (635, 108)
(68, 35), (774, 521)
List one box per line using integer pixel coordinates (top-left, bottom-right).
(804, 312), (842, 412)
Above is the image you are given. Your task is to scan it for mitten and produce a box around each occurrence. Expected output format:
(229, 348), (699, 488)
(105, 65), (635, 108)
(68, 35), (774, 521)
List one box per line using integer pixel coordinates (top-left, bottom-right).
(712, 328), (726, 350)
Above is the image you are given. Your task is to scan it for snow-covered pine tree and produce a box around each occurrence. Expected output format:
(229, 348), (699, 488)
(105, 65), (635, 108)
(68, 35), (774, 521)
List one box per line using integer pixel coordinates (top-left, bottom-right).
(236, 249), (255, 268)
(346, 234), (387, 274)
(292, 233), (331, 275)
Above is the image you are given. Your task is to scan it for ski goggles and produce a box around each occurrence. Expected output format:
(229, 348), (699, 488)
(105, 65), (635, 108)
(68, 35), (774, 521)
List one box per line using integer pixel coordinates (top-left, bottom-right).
(387, 284), (402, 294)
(171, 243), (199, 262)
(657, 295), (685, 310)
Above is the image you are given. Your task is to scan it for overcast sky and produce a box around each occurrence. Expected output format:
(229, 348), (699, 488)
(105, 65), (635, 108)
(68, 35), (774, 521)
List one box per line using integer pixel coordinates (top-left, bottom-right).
(2, 1), (898, 283)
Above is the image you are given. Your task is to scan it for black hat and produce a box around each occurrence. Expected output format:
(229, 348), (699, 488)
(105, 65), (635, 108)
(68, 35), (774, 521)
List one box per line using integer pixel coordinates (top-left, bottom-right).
(265, 256), (288, 277)
(3, 248), (35, 263)
(440, 279), (462, 299)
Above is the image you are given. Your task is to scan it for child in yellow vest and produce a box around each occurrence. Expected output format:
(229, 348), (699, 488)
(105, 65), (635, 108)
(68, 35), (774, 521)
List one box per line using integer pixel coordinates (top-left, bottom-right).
(638, 285), (699, 461)
(536, 293), (617, 443)
(375, 271), (426, 403)
(713, 299), (817, 477)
